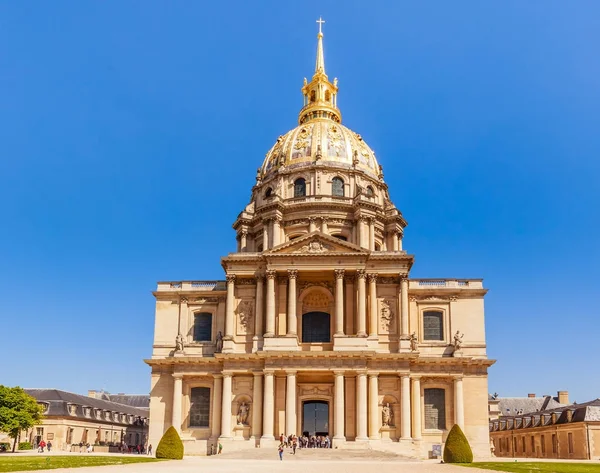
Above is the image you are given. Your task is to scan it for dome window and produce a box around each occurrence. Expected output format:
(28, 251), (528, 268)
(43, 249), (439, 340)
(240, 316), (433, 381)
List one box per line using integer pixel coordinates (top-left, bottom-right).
(265, 187), (273, 198)
(366, 185), (375, 197)
(294, 178), (306, 197)
(332, 177), (344, 197)
(310, 91), (316, 102)
(325, 90), (331, 102)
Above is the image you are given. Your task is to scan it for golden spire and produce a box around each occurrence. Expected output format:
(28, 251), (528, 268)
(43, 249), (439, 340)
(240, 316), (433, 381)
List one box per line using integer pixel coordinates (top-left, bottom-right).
(299, 18), (341, 125)
(315, 17), (326, 75)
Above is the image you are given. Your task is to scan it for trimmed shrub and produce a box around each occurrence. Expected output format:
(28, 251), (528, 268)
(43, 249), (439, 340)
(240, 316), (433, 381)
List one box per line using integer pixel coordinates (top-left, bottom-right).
(443, 424), (473, 463)
(155, 426), (184, 460)
(18, 442), (32, 450)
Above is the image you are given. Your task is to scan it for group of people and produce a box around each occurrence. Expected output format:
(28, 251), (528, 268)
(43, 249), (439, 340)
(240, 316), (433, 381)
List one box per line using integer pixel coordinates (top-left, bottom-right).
(36, 440), (51, 452)
(277, 433), (332, 460)
(118, 442), (152, 455)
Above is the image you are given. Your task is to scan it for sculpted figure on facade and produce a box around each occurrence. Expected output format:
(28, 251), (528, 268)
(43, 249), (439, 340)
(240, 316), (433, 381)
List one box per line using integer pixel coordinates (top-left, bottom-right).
(382, 402), (393, 427)
(453, 330), (464, 354)
(175, 333), (185, 352)
(410, 331), (419, 352)
(380, 299), (394, 332)
(236, 301), (254, 334)
(237, 402), (250, 425)
(215, 331), (223, 353)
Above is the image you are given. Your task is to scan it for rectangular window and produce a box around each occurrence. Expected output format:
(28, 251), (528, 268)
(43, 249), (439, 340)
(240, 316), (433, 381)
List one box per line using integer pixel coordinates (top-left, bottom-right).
(190, 387), (211, 428)
(193, 313), (212, 342)
(541, 435), (545, 454)
(552, 434), (557, 453)
(531, 436), (535, 454)
(424, 388), (446, 430)
(423, 311), (443, 340)
(522, 437), (526, 453)
(568, 432), (573, 454)
(513, 437), (517, 453)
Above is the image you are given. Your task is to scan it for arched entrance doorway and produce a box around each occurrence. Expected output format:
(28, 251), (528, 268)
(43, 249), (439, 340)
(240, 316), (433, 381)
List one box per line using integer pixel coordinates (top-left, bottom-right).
(302, 311), (330, 343)
(302, 400), (329, 436)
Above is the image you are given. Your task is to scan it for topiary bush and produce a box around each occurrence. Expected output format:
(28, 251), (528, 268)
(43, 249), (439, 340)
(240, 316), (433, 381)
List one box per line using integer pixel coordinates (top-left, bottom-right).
(155, 426), (184, 459)
(18, 442), (32, 450)
(443, 424), (473, 463)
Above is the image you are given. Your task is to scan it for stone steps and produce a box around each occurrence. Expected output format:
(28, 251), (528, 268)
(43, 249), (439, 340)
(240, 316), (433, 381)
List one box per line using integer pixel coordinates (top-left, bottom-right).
(213, 447), (418, 462)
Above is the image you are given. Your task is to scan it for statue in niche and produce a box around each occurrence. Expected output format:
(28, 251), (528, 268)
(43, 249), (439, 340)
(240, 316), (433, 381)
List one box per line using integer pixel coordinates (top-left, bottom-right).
(215, 331), (223, 353)
(380, 300), (394, 332)
(237, 402), (250, 425)
(453, 330), (464, 351)
(409, 331), (419, 352)
(175, 333), (185, 352)
(382, 403), (393, 427)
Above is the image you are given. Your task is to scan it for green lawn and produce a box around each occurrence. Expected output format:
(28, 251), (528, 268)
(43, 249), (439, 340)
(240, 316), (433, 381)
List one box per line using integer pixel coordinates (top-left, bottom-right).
(0, 455), (162, 472)
(462, 462), (600, 473)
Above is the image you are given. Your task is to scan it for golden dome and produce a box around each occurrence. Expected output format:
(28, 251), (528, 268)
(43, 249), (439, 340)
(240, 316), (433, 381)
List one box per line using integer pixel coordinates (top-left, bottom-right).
(261, 120), (382, 179)
(259, 19), (383, 181)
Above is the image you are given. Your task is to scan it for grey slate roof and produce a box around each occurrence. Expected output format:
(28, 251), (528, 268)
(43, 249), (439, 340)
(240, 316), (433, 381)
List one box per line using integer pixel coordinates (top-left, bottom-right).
(498, 396), (564, 416)
(25, 389), (148, 424)
(107, 394), (150, 409)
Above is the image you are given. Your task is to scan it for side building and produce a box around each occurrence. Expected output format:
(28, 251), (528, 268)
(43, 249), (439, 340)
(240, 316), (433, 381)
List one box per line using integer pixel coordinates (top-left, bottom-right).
(23, 389), (149, 451)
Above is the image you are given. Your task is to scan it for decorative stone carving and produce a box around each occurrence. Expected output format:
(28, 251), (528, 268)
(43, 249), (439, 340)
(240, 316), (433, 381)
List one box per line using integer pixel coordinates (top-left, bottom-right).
(356, 269), (367, 280)
(215, 331), (223, 353)
(303, 292), (330, 309)
(453, 330), (464, 354)
(334, 269), (345, 279)
(236, 301), (254, 334)
(367, 273), (378, 283)
(299, 386), (333, 397)
(296, 240), (332, 253)
(382, 402), (393, 427)
(226, 274), (236, 284)
(409, 331), (419, 352)
(236, 402), (250, 425)
(288, 269), (299, 279)
(378, 277), (397, 285)
(298, 281), (334, 293)
(175, 333), (185, 352)
(236, 278), (256, 286)
(380, 299), (394, 332)
(266, 270), (277, 280)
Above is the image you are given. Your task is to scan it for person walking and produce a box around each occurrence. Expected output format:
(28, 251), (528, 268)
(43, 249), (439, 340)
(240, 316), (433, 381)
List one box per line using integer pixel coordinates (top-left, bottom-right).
(278, 443), (284, 461)
(292, 436), (297, 455)
(147, 444), (152, 456)
(47, 441), (52, 452)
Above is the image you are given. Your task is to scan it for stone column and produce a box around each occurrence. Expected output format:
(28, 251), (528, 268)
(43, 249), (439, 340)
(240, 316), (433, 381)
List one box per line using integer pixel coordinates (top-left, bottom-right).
(265, 270), (276, 337)
(400, 374), (411, 440)
(321, 217), (328, 234)
(240, 230), (248, 252)
(285, 371), (297, 435)
(357, 217), (366, 248)
(211, 374), (223, 439)
(273, 217), (281, 247)
(220, 373), (233, 439)
(369, 218), (375, 250)
(454, 377), (465, 429)
(368, 372), (380, 439)
(171, 374), (183, 433)
(261, 371), (275, 440)
(225, 275), (236, 339)
(309, 217), (316, 233)
(287, 270), (298, 336)
(368, 273), (378, 338)
(356, 371), (368, 440)
(400, 276), (409, 337)
(254, 275), (264, 340)
(334, 269), (345, 335)
(381, 232), (387, 251)
(392, 231), (399, 251)
(251, 372), (263, 439)
(357, 270), (367, 337)
(262, 218), (269, 250)
(236, 236), (241, 252)
(398, 233), (403, 251)
(333, 371), (345, 441)
(412, 376), (422, 440)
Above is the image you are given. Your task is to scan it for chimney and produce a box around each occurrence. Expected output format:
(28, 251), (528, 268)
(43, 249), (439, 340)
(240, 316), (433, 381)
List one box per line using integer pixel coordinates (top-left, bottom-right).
(88, 390), (97, 398)
(528, 393), (536, 398)
(558, 391), (569, 404)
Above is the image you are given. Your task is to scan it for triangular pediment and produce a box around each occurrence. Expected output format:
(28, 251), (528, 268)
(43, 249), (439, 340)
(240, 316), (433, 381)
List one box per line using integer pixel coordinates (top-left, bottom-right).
(267, 231), (368, 255)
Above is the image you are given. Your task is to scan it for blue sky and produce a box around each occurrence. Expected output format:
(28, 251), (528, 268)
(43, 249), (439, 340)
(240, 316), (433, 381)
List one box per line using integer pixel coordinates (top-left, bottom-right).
(1, 1), (598, 403)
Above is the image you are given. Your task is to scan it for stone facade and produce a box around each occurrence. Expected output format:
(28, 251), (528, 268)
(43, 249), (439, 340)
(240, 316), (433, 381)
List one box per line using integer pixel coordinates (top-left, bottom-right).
(146, 23), (494, 459)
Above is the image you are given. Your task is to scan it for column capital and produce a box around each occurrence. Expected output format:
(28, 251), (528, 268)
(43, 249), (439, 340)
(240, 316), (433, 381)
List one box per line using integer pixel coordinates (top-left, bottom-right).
(410, 375), (422, 381)
(400, 274), (409, 282)
(180, 297), (188, 304)
(367, 273), (378, 283)
(334, 269), (345, 279)
(172, 373), (184, 380)
(265, 269), (277, 280)
(262, 217), (272, 224)
(333, 370), (346, 377)
(212, 373), (223, 379)
(254, 273), (265, 282)
(355, 370), (368, 377)
(273, 215), (282, 223)
(286, 370), (298, 377)
(240, 229), (248, 237)
(263, 369), (275, 376)
(251, 371), (263, 377)
(397, 372), (410, 379)
(222, 372), (234, 379)
(320, 216), (329, 223)
(368, 216), (376, 224)
(287, 269), (299, 279)
(226, 274), (236, 283)
(356, 269), (367, 280)
(308, 216), (317, 222)
(358, 215), (368, 222)
(454, 375), (464, 382)
(368, 372), (380, 378)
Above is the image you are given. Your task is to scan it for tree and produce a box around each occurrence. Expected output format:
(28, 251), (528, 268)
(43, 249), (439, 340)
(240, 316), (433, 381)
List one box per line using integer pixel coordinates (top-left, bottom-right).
(443, 424), (473, 463)
(155, 426), (184, 459)
(0, 386), (44, 452)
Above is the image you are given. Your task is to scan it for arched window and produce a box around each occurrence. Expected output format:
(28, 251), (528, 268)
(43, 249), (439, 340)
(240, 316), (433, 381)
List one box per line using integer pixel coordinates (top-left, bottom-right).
(294, 178), (306, 197)
(424, 388), (446, 430)
(423, 310), (443, 341)
(265, 187), (273, 198)
(374, 242), (381, 251)
(325, 90), (331, 102)
(189, 387), (210, 428)
(366, 185), (375, 197)
(332, 177), (344, 196)
(302, 311), (330, 343)
(193, 313), (212, 342)
(310, 91), (316, 102)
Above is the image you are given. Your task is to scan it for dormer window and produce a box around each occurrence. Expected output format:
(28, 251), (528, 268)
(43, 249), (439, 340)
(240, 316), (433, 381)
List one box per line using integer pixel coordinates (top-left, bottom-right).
(294, 178), (306, 197)
(68, 404), (77, 416)
(38, 402), (49, 415)
(265, 187), (273, 198)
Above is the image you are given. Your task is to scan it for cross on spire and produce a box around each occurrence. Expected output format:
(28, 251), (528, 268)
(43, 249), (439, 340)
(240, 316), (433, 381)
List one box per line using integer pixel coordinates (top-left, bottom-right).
(316, 17), (325, 35)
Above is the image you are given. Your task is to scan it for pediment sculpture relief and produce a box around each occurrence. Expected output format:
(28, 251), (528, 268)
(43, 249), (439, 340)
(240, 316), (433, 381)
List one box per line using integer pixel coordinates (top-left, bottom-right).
(380, 299), (395, 332)
(236, 300), (254, 334)
(295, 240), (333, 253)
